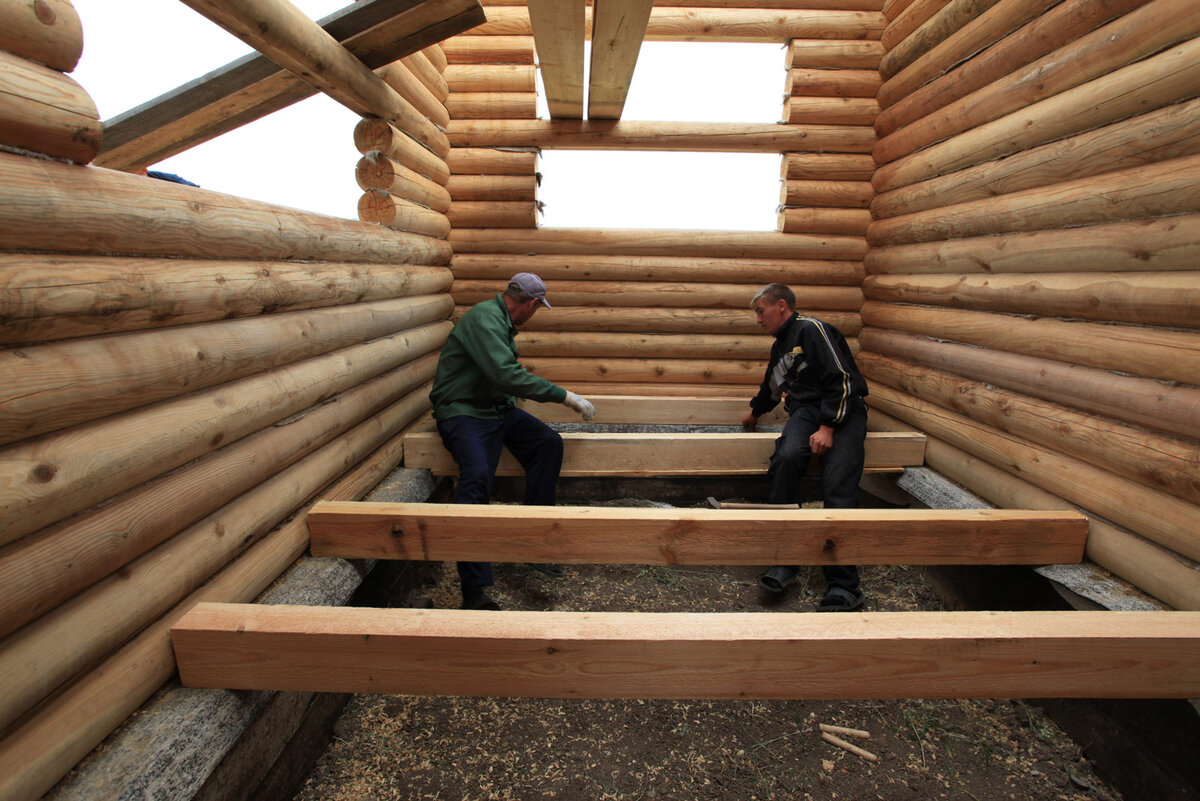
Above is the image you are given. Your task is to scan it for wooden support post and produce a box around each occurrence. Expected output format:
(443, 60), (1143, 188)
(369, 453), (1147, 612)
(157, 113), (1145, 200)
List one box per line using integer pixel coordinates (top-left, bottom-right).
(0, 49), (100, 163)
(589, 0), (654, 119)
(527, 0), (586, 118)
(0, 0), (83, 72)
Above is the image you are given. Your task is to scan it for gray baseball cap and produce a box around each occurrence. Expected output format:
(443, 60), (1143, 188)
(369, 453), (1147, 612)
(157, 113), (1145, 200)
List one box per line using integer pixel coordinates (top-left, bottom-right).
(507, 272), (552, 308)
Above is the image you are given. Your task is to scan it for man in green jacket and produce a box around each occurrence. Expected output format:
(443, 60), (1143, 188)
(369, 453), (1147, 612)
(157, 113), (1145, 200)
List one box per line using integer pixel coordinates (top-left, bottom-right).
(430, 273), (596, 610)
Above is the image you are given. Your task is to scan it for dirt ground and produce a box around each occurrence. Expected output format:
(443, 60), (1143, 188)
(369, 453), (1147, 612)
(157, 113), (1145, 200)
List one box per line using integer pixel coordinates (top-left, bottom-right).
(294, 500), (1123, 801)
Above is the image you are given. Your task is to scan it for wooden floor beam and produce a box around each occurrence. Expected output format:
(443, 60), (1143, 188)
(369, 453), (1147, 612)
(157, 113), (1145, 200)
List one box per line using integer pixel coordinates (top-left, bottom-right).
(172, 604), (1200, 699)
(308, 502), (1088, 565)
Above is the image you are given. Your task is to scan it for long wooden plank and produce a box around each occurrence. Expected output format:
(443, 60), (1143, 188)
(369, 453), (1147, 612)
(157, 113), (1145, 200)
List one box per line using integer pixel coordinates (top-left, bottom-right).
(172, 604), (1200, 699)
(401, 431), (925, 476)
(588, 0), (655, 119)
(527, 0), (586, 118)
(308, 502), (1088, 565)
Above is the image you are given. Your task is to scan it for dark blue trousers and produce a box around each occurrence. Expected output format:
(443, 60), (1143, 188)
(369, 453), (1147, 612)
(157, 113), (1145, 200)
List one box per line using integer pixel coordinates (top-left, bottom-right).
(436, 408), (563, 591)
(767, 398), (867, 592)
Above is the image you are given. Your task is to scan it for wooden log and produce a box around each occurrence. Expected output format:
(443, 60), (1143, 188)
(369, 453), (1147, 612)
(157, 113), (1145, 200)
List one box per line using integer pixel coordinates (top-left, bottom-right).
(377, 60), (450, 127)
(0, 353), (440, 642)
(860, 352), (1200, 505)
(880, 0), (950, 51)
(518, 356), (763, 385)
(859, 326), (1200, 441)
(516, 332), (766, 359)
(873, 37), (1200, 191)
(422, 43), (448, 73)
(784, 96), (879, 125)
(880, 0), (1001, 79)
(868, 410), (1200, 611)
(588, 0), (654, 119)
(447, 146), (538, 175)
(460, 305), (863, 335)
(447, 200), (538, 228)
(875, 0), (1200, 166)
(513, 394), (791, 424)
(446, 174), (537, 201)
(782, 180), (874, 208)
(883, 0), (919, 20)
(872, 96), (1200, 220)
(176, 0), (450, 155)
(520, 380), (776, 398)
(875, 0), (1132, 129)
(869, 153), (1200, 246)
(448, 227), (868, 259)
(359, 190), (453, 237)
(402, 51), (449, 101)
(867, 382), (1200, 562)
(476, 0), (885, 7)
(864, 214), (1200, 275)
(0, 48), (100, 162)
(782, 152), (876, 180)
(0, 257), (451, 345)
(779, 207), (872, 235)
(450, 253), (865, 285)
(445, 64), (537, 93)
(0, 383), (434, 738)
(787, 39), (884, 69)
(441, 35), (536, 64)
(0, 320), (451, 546)
(860, 301), (1200, 386)
(0, 296), (452, 445)
(864, 271), (1200, 329)
(353, 117), (451, 185)
(446, 91), (537, 119)
(356, 153), (453, 211)
(787, 68), (882, 97)
(0, 0), (82, 72)
(527, 0), (585, 118)
(310, 501), (1087, 566)
(448, 119), (877, 153)
(452, 279), (862, 309)
(0, 151), (451, 263)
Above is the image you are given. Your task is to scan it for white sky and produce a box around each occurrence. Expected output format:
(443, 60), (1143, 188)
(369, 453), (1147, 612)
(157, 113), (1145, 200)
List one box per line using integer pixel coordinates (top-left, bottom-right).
(71, 1), (783, 229)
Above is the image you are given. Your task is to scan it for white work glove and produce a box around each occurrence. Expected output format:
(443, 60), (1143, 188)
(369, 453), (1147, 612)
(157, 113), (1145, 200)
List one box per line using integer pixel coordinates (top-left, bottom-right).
(563, 391), (596, 422)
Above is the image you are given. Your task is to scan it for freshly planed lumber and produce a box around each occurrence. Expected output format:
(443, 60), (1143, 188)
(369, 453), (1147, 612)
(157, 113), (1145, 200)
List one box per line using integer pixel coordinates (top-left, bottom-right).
(446, 174), (537, 201)
(447, 200), (538, 228)
(779, 207), (872, 236)
(446, 91), (538, 119)
(0, 48), (100, 162)
(0, 257), (451, 345)
(782, 180), (874, 208)
(445, 64), (537, 93)
(473, 306), (862, 335)
(448, 119), (876, 153)
(517, 356), (763, 385)
(354, 117), (451, 185)
(784, 97), (880, 125)
(527, 0), (586, 118)
(588, 0), (655, 119)
(402, 51), (449, 101)
(451, 279), (862, 309)
(513, 394), (789, 424)
(441, 35), (536, 64)
(0, 0), (82, 72)
(402, 430), (924, 476)
(377, 60), (450, 127)
(0, 151), (451, 263)
(782, 152), (876, 180)
(308, 501), (1088, 565)
(450, 253), (864, 285)
(172, 604), (1200, 699)
(787, 39), (884, 69)
(447, 146), (537, 175)
(515, 332), (767, 359)
(356, 153), (453, 211)
(359, 190), (453, 237)
(880, 0), (1001, 79)
(786, 68), (881, 97)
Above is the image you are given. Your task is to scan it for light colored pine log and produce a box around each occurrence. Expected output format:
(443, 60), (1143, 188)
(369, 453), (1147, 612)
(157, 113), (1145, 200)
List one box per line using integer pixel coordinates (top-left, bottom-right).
(458, 305), (863, 336)
(880, 0), (950, 50)
(447, 91), (537, 119)
(787, 39), (884, 68)
(447, 200), (538, 228)
(309, 501), (1087, 565)
(446, 174), (537, 201)
(452, 279), (862, 309)
(0, 0), (82, 72)
(860, 301), (1200, 386)
(0, 297), (451, 445)
(867, 382), (1200, 563)
(0, 321), (450, 546)
(0, 151), (451, 263)
(514, 394), (789, 424)
(786, 68), (882, 97)
(859, 326), (1200, 441)
(782, 180), (874, 208)
(0, 257), (451, 345)
(0, 354), (440, 642)
(359, 190), (453, 237)
(872, 97), (1200, 219)
(784, 96), (879, 125)
(402, 51), (450, 101)
(402, 430), (923, 476)
(860, 352), (1200, 505)
(173, 604), (1200, 699)
(875, 0), (1200, 165)
(874, 37), (1200, 191)
(527, 0), (586, 118)
(515, 356), (764, 385)
(527, 380), (776, 397)
(356, 153), (453, 211)
(422, 43), (448, 73)
(782, 152), (876, 180)
(779, 207), (872, 235)
(0, 48), (100, 162)
(353, 117), (451, 185)
(441, 35), (536, 64)
(864, 214), (1200, 275)
(445, 64), (537, 93)
(515, 332), (768, 359)
(377, 60), (450, 127)
(447, 146), (538, 175)
(448, 119), (876, 153)
(450, 253), (864, 285)
(880, 0), (1000, 79)
(882, 0), (919, 19)
(448, 227), (868, 259)
(588, 0), (654, 119)
(478, 0), (885, 7)
(868, 153), (1200, 246)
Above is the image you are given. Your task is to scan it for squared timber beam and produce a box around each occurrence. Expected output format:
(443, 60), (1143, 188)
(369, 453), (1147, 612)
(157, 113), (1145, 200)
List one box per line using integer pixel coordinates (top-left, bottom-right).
(527, 0), (586, 119)
(587, 0), (655, 119)
(400, 430), (926, 476)
(307, 502), (1089, 565)
(172, 604), (1200, 699)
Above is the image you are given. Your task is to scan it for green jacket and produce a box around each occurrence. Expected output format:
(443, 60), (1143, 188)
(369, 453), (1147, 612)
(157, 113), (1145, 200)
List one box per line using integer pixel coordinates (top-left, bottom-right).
(430, 294), (567, 420)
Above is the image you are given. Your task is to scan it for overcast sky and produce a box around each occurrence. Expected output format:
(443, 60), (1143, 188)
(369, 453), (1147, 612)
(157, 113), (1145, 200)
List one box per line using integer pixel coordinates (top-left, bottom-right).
(72, 1), (783, 230)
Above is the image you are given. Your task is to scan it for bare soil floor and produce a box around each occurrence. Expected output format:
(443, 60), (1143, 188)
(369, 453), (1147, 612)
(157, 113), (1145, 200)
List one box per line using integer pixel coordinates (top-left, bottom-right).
(294, 505), (1122, 801)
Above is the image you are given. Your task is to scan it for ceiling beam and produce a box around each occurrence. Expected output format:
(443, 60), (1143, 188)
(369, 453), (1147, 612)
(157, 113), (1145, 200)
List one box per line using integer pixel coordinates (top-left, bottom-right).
(526, 0), (586, 118)
(587, 0), (654, 119)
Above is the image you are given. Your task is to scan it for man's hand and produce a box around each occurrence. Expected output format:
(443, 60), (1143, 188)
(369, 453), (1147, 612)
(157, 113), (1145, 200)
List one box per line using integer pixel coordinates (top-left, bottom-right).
(563, 391), (596, 421)
(809, 425), (834, 455)
(741, 411), (758, 432)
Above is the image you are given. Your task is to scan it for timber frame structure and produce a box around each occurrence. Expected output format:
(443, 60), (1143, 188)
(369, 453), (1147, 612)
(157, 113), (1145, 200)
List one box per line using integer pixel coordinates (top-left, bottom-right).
(1, 0), (1198, 799)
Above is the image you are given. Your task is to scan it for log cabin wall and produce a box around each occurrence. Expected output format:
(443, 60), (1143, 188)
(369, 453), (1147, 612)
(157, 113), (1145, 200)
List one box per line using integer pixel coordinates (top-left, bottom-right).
(863, 0), (1200, 610)
(0, 6), (457, 798)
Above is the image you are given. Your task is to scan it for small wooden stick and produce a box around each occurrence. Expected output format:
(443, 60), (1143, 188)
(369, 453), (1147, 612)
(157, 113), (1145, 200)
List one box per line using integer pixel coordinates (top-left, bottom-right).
(821, 732), (879, 762)
(820, 723), (871, 739)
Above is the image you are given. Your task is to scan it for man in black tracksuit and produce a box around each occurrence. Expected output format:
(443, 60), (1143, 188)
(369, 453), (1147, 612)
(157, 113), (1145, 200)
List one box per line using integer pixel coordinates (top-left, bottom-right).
(742, 283), (869, 611)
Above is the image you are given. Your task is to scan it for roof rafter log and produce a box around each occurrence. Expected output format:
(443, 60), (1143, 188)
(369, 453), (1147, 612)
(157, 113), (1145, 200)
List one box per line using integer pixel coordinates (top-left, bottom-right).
(588, 0), (654, 119)
(527, 0), (586, 118)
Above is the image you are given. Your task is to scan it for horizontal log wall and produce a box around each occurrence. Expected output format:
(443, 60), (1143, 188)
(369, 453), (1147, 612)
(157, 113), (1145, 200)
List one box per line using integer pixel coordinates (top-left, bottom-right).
(865, 0), (1200, 607)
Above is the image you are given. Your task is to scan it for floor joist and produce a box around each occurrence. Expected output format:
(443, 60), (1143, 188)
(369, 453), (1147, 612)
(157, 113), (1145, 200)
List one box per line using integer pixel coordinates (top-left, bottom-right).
(307, 502), (1089, 565)
(171, 604), (1200, 699)
(401, 430), (926, 475)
